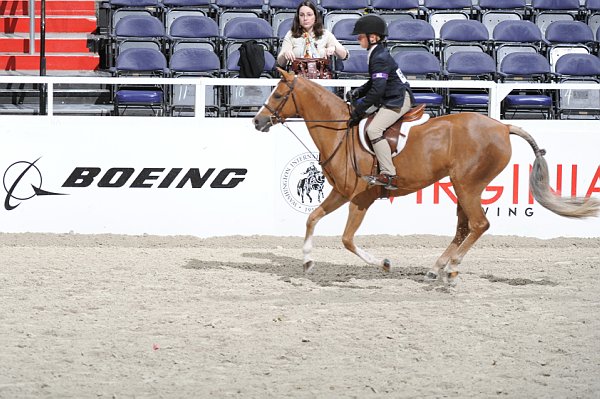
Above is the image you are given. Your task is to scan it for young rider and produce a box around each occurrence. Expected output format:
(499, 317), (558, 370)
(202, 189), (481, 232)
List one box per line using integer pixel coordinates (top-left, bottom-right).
(346, 14), (414, 190)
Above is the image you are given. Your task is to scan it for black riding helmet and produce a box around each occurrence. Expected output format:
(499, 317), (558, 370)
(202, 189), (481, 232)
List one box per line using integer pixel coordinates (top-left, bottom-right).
(351, 14), (388, 37)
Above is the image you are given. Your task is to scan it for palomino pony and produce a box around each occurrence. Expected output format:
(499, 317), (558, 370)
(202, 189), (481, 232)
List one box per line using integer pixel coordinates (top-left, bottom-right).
(252, 69), (599, 282)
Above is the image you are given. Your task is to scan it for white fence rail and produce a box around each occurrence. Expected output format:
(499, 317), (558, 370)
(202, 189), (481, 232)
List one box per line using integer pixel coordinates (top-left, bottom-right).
(1, 75), (600, 119)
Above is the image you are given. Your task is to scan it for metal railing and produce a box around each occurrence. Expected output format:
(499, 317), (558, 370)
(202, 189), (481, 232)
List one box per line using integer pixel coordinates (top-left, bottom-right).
(1, 75), (599, 120)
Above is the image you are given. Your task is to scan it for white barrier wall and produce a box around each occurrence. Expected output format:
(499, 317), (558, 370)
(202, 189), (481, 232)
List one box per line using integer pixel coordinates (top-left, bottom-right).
(0, 116), (598, 238)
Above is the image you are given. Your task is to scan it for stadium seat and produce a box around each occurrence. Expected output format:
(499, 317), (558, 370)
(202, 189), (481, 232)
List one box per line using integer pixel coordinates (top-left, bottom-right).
(334, 49), (369, 78)
(222, 17), (274, 63)
(274, 17), (293, 55)
(224, 49), (276, 117)
(423, 0), (476, 39)
(110, 14), (165, 67)
(531, 0), (581, 36)
(369, 0), (422, 22)
(554, 53), (600, 118)
(170, 48), (221, 116)
(545, 21), (595, 71)
(270, 0), (300, 41)
(215, 0), (268, 35)
(106, 0), (162, 36)
(162, 0), (215, 19)
(492, 20), (544, 71)
(479, 0), (525, 39)
(167, 14), (221, 54)
(387, 19), (436, 54)
(497, 52), (554, 118)
(444, 51), (496, 114)
(320, 1), (363, 32)
(394, 51), (444, 115)
(586, 0), (600, 40)
(439, 19), (490, 67)
(110, 47), (169, 116)
(330, 18), (359, 44)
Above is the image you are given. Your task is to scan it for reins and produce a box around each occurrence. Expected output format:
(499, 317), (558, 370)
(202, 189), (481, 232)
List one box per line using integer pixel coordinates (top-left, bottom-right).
(261, 76), (368, 182)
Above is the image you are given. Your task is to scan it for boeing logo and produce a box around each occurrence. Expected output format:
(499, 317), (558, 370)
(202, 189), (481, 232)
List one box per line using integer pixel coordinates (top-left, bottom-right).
(3, 158), (65, 211)
(2, 158), (248, 211)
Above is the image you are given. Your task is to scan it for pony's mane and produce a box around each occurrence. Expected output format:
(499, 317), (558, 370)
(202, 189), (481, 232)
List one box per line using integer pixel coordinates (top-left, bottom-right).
(295, 75), (347, 108)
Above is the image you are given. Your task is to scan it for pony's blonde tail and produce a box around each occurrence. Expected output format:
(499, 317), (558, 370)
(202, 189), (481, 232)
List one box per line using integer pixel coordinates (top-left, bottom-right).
(508, 124), (599, 219)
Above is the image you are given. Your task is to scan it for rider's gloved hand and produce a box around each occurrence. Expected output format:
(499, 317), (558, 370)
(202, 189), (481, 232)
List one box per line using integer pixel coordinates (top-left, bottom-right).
(348, 111), (362, 127)
(345, 88), (361, 103)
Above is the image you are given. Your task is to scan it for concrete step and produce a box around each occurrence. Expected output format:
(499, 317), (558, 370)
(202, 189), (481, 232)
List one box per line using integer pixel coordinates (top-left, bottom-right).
(0, 52), (99, 70)
(0, 15), (97, 33)
(0, 0), (96, 16)
(0, 33), (93, 52)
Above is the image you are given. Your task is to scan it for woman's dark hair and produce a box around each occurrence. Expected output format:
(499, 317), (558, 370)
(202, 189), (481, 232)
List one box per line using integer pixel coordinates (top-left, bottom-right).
(291, 1), (324, 38)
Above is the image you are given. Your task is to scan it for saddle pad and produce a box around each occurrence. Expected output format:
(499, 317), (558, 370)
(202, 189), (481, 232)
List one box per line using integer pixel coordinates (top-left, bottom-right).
(358, 113), (430, 156)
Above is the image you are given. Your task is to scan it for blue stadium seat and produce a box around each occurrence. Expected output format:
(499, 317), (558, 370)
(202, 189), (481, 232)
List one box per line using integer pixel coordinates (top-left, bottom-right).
(479, 0), (526, 39)
(492, 20), (544, 71)
(222, 17), (274, 63)
(110, 14), (165, 67)
(170, 48), (221, 116)
(545, 20), (594, 44)
(394, 51), (444, 115)
(545, 21), (595, 71)
(554, 53), (600, 118)
(110, 47), (169, 116)
(370, 0), (422, 22)
(320, 1), (364, 31)
(586, 0), (600, 40)
(331, 18), (359, 43)
(423, 0), (476, 27)
(492, 20), (543, 43)
(387, 19), (436, 54)
(439, 19), (490, 67)
(224, 49), (276, 117)
(270, 0), (300, 40)
(498, 52), (553, 118)
(334, 49), (369, 78)
(162, 0), (215, 17)
(444, 51), (496, 114)
(168, 14), (220, 54)
(531, 0), (581, 36)
(215, 0), (268, 35)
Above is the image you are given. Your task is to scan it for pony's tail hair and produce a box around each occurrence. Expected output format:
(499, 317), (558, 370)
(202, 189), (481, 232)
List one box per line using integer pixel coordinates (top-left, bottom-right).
(508, 124), (599, 219)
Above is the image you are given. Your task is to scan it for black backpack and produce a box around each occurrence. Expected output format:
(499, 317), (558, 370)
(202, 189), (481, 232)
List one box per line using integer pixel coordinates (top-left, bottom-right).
(238, 40), (266, 78)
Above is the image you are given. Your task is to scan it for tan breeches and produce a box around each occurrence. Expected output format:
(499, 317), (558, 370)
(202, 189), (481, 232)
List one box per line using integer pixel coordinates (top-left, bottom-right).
(366, 92), (412, 175)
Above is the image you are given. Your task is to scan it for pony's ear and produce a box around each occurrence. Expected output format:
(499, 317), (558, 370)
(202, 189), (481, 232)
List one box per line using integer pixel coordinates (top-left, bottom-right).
(277, 67), (294, 81)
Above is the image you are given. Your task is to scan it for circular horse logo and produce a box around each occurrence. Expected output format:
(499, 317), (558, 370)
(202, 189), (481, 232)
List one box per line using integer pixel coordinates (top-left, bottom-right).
(280, 153), (330, 214)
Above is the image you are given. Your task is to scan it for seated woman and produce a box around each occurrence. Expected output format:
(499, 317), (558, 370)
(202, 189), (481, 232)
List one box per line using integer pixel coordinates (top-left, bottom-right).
(276, 0), (349, 78)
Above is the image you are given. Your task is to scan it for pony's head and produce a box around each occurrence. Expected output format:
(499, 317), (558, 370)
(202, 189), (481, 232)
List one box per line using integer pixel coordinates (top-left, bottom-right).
(253, 68), (302, 132)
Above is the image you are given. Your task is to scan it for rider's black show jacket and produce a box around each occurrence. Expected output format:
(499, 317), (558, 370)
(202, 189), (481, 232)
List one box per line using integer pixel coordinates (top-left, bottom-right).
(352, 43), (413, 117)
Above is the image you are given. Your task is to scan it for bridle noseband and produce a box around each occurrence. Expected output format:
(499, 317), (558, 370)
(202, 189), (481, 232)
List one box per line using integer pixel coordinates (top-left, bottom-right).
(262, 76), (300, 126)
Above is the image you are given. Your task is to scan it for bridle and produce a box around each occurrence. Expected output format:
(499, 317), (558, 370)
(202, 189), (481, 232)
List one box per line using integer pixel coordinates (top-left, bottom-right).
(262, 76), (301, 126)
(260, 76), (368, 181)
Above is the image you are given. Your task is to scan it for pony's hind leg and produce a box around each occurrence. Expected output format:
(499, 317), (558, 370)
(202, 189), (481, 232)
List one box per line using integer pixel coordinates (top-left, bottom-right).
(427, 203), (469, 281)
(303, 190), (348, 272)
(342, 196), (390, 271)
(443, 189), (490, 283)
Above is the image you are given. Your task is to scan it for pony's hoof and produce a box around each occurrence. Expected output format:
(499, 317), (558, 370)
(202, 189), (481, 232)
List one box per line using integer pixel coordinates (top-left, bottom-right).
(424, 271), (438, 282)
(444, 271), (459, 285)
(303, 260), (314, 273)
(382, 258), (391, 272)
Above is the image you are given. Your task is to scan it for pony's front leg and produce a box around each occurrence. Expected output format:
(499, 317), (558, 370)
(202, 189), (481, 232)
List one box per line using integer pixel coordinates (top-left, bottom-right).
(303, 190), (348, 272)
(342, 195), (390, 271)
